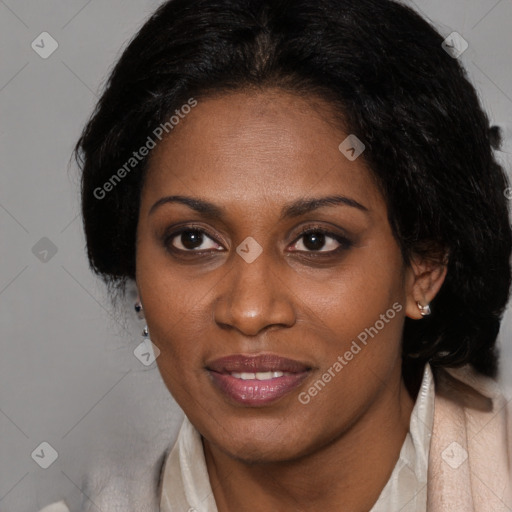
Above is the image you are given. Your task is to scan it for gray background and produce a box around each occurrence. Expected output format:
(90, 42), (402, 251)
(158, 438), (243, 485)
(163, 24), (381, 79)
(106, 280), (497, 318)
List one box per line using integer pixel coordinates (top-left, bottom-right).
(1, 1), (511, 511)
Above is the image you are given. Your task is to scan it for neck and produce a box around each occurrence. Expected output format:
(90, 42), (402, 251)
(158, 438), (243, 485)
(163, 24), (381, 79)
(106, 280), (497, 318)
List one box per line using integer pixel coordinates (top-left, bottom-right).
(203, 362), (417, 512)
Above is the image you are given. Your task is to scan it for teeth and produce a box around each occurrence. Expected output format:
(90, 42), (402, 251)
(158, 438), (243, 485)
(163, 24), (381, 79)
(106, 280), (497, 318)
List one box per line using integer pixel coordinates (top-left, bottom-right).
(230, 371), (288, 380)
(231, 372), (255, 380)
(256, 371), (276, 380)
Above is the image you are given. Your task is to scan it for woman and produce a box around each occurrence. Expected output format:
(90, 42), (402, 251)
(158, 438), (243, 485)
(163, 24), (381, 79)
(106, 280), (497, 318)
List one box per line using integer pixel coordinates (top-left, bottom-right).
(40, 0), (512, 510)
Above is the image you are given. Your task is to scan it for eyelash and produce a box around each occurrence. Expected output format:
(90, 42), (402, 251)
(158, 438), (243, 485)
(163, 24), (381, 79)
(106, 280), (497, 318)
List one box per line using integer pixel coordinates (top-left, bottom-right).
(163, 224), (353, 257)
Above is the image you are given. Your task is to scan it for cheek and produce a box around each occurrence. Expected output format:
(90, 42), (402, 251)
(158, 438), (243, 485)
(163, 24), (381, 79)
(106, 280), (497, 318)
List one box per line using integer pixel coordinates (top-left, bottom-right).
(135, 248), (222, 405)
(139, 287), (208, 410)
(300, 250), (405, 343)
(298, 251), (406, 395)
(135, 246), (190, 363)
(291, 272), (406, 439)
(137, 272), (208, 362)
(135, 231), (209, 328)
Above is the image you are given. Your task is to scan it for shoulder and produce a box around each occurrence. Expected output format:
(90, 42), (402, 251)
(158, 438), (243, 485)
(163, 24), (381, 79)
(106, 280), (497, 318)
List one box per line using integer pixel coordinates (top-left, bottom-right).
(428, 363), (512, 509)
(432, 363), (512, 440)
(36, 447), (169, 512)
(37, 501), (70, 512)
(433, 363), (511, 416)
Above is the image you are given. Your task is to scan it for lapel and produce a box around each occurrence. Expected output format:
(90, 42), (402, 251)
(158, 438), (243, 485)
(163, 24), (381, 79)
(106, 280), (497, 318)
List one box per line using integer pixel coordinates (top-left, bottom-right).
(426, 365), (512, 511)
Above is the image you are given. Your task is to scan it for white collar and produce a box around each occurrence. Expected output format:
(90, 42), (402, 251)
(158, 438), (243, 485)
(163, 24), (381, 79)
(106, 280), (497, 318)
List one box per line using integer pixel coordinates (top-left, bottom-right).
(370, 362), (435, 511)
(160, 363), (435, 512)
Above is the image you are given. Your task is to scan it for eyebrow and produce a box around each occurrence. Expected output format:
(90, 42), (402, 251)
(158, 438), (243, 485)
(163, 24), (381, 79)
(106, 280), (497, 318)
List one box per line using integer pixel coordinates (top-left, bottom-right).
(148, 194), (369, 219)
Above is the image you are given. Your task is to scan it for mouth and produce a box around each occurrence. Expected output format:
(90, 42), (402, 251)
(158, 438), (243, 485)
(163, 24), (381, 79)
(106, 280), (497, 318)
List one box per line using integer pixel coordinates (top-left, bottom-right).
(205, 353), (312, 406)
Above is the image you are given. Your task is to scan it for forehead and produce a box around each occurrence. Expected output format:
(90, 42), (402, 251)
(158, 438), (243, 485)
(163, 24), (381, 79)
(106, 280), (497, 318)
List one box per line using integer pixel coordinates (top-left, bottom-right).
(142, 89), (384, 216)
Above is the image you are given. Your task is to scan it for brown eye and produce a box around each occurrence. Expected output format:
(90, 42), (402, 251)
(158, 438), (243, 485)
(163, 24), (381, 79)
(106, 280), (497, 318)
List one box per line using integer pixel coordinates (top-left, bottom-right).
(290, 228), (353, 254)
(166, 228), (223, 252)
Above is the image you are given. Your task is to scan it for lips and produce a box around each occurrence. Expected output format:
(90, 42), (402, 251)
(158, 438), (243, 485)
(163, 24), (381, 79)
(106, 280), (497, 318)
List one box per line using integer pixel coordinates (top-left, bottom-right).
(206, 353), (311, 406)
(206, 353), (311, 374)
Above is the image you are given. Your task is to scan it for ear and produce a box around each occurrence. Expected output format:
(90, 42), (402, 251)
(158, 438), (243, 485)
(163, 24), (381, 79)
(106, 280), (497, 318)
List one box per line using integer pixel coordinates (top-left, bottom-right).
(404, 253), (448, 320)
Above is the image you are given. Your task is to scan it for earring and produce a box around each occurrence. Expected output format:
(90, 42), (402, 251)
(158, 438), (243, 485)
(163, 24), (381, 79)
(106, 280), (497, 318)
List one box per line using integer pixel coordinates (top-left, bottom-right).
(417, 301), (431, 316)
(134, 299), (145, 319)
(135, 300), (149, 338)
(132, 299), (159, 365)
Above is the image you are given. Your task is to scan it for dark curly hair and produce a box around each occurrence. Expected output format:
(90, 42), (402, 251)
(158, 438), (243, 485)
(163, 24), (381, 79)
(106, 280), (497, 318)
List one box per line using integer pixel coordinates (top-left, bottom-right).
(75, 0), (512, 378)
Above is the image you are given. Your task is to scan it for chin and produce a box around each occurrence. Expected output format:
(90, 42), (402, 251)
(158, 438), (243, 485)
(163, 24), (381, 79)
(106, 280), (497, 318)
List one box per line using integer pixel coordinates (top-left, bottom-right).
(208, 420), (316, 464)
(223, 439), (307, 464)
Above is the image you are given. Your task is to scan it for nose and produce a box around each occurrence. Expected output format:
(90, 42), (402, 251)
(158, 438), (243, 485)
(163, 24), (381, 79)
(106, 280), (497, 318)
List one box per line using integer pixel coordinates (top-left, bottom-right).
(213, 249), (296, 336)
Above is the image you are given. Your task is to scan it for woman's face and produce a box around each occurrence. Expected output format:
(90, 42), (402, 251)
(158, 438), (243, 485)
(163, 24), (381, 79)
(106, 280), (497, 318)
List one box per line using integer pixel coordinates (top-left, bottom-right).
(136, 89), (421, 462)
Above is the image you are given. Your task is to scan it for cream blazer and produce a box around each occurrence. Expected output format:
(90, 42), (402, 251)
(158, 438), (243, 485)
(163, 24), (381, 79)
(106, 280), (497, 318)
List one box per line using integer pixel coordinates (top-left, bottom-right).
(38, 363), (512, 512)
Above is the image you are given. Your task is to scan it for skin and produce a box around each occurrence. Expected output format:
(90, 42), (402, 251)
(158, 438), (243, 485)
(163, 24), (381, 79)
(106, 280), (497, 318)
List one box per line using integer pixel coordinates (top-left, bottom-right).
(135, 89), (447, 512)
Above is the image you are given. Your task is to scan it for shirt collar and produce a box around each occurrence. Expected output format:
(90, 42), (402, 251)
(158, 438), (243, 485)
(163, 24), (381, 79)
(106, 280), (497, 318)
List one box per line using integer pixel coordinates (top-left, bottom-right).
(404, 361), (435, 482)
